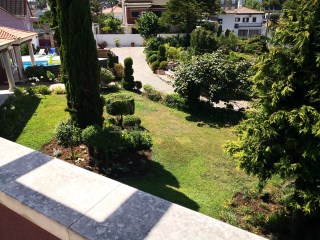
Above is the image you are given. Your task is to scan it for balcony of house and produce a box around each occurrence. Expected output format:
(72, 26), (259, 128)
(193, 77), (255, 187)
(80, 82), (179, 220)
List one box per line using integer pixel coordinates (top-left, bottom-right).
(234, 22), (263, 28)
(0, 137), (267, 240)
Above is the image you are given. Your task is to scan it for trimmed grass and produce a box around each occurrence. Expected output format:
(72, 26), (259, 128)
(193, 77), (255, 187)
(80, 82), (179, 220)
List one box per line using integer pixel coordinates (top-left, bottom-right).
(15, 95), (68, 150)
(118, 93), (256, 218)
(0, 90), (256, 219)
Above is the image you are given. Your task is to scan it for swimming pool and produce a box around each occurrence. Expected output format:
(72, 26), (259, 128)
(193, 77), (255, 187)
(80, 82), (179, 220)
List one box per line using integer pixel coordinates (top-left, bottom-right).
(22, 55), (61, 69)
(23, 60), (50, 69)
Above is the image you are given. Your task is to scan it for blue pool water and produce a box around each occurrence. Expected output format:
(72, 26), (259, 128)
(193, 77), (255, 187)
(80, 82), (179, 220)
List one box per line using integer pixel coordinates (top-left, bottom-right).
(23, 60), (49, 69)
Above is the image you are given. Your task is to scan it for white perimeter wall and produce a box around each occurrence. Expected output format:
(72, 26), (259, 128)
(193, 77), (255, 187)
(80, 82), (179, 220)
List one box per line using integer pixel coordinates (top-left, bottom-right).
(94, 33), (186, 47)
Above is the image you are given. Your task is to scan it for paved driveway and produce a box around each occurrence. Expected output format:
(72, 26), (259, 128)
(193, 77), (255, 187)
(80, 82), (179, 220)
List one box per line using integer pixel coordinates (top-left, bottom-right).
(110, 47), (174, 94)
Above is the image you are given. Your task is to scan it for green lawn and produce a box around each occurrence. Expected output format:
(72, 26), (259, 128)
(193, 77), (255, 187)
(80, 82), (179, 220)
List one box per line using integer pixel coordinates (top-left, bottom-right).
(1, 91), (256, 219)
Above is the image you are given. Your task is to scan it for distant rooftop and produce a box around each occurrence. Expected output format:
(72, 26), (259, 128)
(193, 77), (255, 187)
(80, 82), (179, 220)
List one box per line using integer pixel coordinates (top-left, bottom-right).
(225, 7), (264, 14)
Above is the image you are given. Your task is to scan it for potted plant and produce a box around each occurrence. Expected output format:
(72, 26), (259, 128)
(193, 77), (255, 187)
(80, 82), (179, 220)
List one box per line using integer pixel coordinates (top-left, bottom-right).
(97, 41), (107, 49)
(114, 38), (119, 47)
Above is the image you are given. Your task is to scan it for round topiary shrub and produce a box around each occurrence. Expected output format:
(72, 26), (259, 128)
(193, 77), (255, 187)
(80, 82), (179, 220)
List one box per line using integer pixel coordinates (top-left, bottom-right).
(135, 81), (142, 90)
(100, 68), (114, 86)
(82, 125), (104, 148)
(150, 61), (159, 72)
(159, 61), (168, 70)
(146, 90), (162, 102)
(123, 115), (142, 127)
(106, 94), (135, 126)
(122, 57), (135, 90)
(148, 54), (158, 64)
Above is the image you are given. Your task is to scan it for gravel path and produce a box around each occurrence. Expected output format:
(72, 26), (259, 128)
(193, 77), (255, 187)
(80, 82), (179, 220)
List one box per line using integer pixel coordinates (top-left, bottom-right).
(110, 47), (174, 94)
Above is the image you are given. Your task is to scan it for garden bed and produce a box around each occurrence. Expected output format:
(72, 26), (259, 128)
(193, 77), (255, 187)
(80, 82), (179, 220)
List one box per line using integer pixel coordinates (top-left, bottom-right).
(40, 139), (152, 178)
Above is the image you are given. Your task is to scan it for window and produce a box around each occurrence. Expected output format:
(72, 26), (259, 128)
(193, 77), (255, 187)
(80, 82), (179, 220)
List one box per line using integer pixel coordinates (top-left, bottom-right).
(243, 17), (249, 22)
(252, 17), (257, 22)
(235, 17), (240, 22)
(131, 11), (139, 18)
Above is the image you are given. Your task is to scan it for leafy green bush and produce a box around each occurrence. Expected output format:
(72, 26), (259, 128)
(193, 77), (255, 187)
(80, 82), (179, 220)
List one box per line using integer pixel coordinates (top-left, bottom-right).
(148, 54), (158, 64)
(143, 84), (155, 92)
(113, 63), (124, 81)
(123, 115), (141, 127)
(144, 37), (162, 51)
(135, 81), (142, 90)
(145, 89), (162, 102)
(164, 93), (187, 111)
(33, 85), (52, 95)
(52, 86), (66, 95)
(159, 61), (168, 70)
(150, 60), (159, 72)
(146, 51), (158, 59)
(121, 130), (153, 151)
(190, 27), (217, 55)
(55, 119), (82, 159)
(25, 66), (49, 82)
(100, 68), (114, 86)
(82, 125), (104, 148)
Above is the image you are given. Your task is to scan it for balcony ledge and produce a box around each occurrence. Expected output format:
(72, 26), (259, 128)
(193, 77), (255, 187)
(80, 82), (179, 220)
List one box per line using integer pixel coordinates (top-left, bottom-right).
(0, 137), (267, 240)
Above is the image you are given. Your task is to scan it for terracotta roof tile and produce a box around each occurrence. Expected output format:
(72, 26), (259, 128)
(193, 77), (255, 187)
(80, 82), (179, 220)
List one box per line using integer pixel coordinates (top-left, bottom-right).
(0, 26), (36, 40)
(225, 7), (264, 14)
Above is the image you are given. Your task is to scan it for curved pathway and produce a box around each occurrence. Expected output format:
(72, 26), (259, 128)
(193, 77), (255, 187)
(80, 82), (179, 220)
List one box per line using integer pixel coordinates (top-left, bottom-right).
(110, 47), (174, 94)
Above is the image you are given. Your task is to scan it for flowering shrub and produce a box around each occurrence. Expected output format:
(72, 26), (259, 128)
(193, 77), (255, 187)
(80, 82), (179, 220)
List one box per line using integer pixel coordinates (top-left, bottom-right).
(25, 66), (49, 82)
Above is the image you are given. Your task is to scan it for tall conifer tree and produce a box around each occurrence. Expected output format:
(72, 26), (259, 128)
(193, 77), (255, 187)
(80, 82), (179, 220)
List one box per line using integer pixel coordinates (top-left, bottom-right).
(226, 0), (320, 215)
(55, 0), (103, 128)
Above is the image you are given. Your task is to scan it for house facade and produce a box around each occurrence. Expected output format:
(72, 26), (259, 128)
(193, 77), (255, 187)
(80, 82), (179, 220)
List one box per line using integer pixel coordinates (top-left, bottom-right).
(122, 0), (168, 33)
(102, 6), (123, 21)
(218, 7), (265, 37)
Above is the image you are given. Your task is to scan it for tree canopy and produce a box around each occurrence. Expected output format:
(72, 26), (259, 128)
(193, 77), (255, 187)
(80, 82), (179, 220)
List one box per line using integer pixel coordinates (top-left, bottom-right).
(174, 51), (252, 105)
(243, 0), (263, 10)
(226, 0), (320, 215)
(161, 0), (218, 37)
(136, 12), (160, 39)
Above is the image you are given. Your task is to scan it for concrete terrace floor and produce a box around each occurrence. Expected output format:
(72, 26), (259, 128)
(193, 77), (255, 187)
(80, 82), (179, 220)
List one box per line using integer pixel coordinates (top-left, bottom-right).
(110, 47), (174, 94)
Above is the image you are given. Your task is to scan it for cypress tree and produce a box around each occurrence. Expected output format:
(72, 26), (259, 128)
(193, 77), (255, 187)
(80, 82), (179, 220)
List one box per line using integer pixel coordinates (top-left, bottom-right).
(55, 0), (103, 128)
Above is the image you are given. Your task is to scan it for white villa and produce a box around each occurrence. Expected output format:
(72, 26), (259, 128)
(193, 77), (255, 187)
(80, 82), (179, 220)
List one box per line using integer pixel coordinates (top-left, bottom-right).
(218, 7), (265, 37)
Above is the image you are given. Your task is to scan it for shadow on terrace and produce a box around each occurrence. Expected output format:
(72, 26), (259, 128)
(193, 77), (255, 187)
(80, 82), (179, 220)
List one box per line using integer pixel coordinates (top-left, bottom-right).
(0, 148), (197, 239)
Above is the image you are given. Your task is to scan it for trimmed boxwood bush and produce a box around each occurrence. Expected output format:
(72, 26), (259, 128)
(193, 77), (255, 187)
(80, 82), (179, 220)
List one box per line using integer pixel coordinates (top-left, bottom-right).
(148, 54), (158, 64)
(146, 89), (162, 102)
(106, 94), (135, 116)
(123, 115), (141, 127)
(158, 45), (167, 62)
(121, 130), (153, 151)
(106, 93), (135, 126)
(150, 60), (159, 72)
(164, 93), (187, 111)
(135, 81), (142, 90)
(122, 57), (135, 90)
(159, 61), (168, 70)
